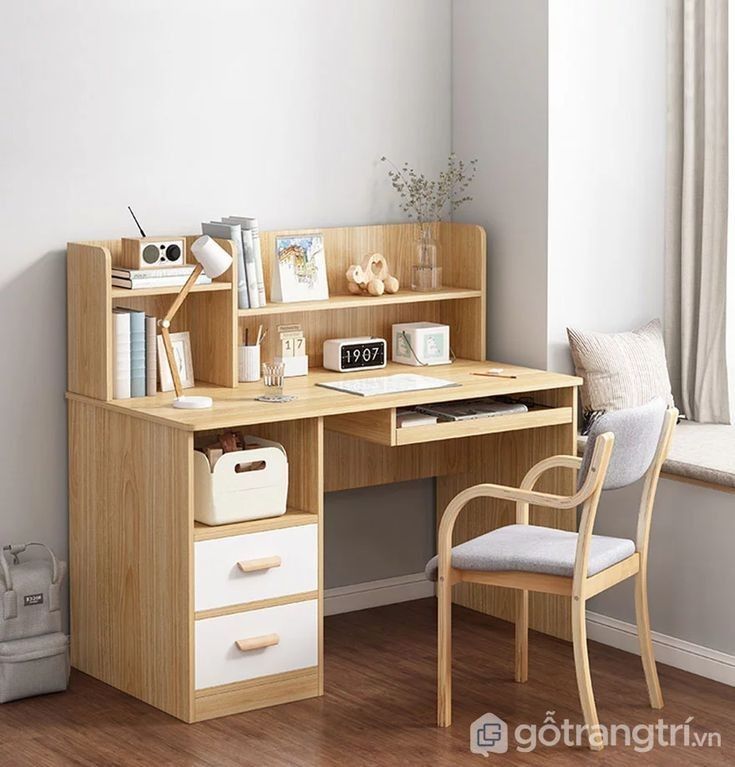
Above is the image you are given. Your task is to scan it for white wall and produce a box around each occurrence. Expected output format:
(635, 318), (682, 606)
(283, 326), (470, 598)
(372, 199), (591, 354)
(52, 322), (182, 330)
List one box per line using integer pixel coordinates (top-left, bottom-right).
(547, 0), (667, 373)
(0, 0), (451, 595)
(452, 0), (550, 369)
(546, 0), (735, 662)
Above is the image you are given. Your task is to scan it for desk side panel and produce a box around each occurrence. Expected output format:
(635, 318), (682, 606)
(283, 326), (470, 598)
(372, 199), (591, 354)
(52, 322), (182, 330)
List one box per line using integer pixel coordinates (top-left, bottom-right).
(69, 400), (193, 720)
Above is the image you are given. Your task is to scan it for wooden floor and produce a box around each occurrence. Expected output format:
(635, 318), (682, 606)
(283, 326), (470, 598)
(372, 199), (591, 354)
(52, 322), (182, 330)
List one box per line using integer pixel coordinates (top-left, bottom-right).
(1, 598), (732, 766)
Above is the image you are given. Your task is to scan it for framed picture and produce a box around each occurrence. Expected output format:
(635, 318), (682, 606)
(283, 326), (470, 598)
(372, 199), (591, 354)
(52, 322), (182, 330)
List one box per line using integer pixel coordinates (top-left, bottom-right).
(271, 233), (329, 303)
(157, 331), (195, 392)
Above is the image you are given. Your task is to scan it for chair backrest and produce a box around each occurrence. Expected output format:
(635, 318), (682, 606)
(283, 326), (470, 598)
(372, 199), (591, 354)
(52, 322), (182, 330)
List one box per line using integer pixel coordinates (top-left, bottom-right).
(579, 399), (667, 490)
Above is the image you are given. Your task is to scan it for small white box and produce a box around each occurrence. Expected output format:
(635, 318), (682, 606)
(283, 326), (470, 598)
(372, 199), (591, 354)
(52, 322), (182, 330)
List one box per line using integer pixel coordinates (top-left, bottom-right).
(194, 437), (288, 526)
(392, 322), (451, 366)
(275, 354), (309, 377)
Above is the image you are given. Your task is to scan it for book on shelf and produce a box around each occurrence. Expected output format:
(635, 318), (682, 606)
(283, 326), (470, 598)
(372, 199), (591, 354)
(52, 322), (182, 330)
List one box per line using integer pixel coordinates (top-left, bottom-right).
(112, 308), (160, 399)
(112, 308), (131, 400)
(145, 316), (157, 396)
(202, 221), (249, 309)
(128, 309), (146, 398)
(222, 216), (265, 307)
(111, 266), (196, 280)
(111, 274), (212, 289)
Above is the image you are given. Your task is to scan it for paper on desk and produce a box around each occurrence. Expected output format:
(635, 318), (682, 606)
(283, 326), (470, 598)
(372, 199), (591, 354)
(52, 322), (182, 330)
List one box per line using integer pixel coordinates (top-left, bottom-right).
(317, 374), (460, 397)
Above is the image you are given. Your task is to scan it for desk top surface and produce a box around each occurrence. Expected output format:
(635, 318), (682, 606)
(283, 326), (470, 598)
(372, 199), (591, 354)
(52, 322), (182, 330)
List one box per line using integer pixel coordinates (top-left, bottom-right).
(66, 359), (581, 432)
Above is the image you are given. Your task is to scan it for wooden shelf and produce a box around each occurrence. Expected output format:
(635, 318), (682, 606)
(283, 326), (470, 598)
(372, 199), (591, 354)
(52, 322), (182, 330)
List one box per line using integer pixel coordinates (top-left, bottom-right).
(237, 286), (482, 317)
(111, 282), (232, 299)
(193, 508), (318, 541)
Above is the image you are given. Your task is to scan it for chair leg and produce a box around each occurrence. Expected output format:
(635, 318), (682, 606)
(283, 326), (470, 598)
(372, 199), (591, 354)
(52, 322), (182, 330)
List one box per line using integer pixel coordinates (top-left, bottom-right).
(437, 576), (453, 727)
(514, 589), (528, 682)
(635, 569), (663, 709)
(571, 596), (604, 751)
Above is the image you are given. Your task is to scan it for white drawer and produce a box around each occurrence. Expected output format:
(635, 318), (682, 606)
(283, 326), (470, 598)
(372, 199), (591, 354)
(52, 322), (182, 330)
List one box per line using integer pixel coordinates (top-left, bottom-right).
(195, 599), (318, 690)
(195, 524), (318, 612)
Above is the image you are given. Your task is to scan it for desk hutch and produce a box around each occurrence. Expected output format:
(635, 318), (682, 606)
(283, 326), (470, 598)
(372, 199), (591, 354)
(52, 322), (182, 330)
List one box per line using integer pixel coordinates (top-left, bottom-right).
(66, 223), (580, 722)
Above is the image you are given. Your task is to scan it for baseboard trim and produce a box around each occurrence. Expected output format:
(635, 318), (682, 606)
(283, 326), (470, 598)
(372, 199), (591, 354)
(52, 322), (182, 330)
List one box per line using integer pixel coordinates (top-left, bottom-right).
(586, 611), (735, 687)
(325, 573), (434, 616)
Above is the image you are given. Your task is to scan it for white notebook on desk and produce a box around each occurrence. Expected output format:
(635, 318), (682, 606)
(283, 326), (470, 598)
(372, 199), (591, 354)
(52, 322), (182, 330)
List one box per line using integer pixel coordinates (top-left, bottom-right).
(317, 373), (459, 397)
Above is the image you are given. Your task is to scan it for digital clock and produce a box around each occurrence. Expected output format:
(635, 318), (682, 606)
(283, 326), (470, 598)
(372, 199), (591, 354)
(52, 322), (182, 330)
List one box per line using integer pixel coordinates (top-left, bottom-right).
(323, 337), (387, 372)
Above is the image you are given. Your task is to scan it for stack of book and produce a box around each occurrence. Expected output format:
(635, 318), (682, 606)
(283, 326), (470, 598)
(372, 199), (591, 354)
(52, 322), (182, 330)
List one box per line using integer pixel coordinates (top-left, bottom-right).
(111, 265), (212, 290)
(112, 308), (158, 399)
(201, 216), (266, 309)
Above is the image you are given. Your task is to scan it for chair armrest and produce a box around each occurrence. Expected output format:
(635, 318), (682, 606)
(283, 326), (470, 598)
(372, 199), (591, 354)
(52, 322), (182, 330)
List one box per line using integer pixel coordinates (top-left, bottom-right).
(517, 455), (583, 524)
(520, 455), (583, 490)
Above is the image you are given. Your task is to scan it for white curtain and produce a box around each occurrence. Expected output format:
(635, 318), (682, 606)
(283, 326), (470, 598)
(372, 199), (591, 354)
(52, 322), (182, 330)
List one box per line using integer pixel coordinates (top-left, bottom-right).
(665, 0), (730, 423)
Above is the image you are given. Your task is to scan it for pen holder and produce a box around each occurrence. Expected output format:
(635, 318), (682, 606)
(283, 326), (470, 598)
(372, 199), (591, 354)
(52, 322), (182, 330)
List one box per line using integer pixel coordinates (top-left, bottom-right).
(238, 345), (261, 382)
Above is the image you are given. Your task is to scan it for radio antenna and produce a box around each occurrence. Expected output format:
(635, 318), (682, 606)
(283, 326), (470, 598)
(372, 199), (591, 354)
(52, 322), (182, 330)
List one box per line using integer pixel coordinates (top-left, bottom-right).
(127, 206), (146, 238)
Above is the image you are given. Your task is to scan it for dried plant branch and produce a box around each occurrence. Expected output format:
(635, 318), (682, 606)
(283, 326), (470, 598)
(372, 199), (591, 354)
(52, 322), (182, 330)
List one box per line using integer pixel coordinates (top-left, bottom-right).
(381, 154), (478, 233)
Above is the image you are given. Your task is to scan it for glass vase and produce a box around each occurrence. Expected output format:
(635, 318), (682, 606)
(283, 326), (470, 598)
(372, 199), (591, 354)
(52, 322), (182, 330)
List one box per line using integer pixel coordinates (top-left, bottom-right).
(411, 226), (442, 292)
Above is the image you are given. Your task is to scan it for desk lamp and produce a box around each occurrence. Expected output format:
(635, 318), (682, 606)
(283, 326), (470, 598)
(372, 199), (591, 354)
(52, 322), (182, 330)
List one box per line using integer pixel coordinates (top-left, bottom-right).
(159, 235), (232, 409)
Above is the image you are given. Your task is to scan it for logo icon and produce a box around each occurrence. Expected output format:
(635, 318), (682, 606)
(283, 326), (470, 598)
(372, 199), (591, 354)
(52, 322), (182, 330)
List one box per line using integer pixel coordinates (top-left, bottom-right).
(471, 713), (508, 756)
(23, 593), (43, 607)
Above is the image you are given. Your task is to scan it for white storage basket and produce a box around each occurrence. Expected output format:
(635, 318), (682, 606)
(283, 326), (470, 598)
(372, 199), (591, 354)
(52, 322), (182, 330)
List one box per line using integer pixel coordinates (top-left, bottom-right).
(194, 437), (288, 526)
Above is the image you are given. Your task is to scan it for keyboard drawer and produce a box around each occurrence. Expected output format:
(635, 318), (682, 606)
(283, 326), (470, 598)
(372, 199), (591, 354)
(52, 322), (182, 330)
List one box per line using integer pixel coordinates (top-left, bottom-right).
(325, 405), (573, 446)
(195, 599), (318, 690)
(195, 524), (318, 612)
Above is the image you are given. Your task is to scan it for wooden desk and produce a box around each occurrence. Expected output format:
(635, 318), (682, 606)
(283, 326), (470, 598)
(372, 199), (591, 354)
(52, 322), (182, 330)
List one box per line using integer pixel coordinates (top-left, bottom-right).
(66, 224), (580, 723)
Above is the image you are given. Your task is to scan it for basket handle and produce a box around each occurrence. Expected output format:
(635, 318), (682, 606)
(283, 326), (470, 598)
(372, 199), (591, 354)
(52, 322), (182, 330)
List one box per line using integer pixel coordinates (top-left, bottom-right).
(234, 633), (280, 652)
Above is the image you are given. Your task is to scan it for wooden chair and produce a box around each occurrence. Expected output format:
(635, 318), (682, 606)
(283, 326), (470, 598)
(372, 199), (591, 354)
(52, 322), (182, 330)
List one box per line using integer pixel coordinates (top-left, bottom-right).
(427, 400), (678, 750)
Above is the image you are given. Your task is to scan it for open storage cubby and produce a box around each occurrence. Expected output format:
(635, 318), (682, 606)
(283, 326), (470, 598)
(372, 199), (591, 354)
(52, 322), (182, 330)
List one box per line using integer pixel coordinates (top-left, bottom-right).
(237, 222), (487, 366)
(67, 235), (238, 401)
(191, 417), (323, 541)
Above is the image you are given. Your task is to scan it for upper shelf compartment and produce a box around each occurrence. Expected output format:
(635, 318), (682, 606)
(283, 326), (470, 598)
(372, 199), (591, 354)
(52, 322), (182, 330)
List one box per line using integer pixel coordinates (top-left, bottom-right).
(237, 286), (482, 317)
(111, 282), (232, 299)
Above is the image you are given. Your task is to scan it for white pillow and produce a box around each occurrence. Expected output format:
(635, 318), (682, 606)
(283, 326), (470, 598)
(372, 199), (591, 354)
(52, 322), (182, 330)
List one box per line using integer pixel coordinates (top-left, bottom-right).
(567, 319), (675, 432)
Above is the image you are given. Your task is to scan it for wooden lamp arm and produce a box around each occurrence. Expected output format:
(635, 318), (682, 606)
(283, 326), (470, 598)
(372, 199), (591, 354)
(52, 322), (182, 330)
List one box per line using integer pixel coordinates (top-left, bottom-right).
(158, 262), (204, 399)
(163, 262), (204, 324)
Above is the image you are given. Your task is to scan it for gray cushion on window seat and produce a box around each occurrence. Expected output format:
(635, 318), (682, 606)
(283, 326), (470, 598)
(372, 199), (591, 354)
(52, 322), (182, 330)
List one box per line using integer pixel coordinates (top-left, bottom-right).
(578, 421), (735, 489)
(424, 524), (635, 580)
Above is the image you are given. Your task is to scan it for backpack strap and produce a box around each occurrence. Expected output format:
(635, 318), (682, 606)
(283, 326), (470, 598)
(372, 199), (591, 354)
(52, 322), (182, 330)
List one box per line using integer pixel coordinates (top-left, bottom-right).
(0, 549), (17, 620)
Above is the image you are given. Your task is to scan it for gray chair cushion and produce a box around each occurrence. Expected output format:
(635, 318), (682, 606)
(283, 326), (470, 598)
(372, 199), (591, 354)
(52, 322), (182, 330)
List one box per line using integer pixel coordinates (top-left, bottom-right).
(579, 399), (666, 490)
(425, 524), (635, 580)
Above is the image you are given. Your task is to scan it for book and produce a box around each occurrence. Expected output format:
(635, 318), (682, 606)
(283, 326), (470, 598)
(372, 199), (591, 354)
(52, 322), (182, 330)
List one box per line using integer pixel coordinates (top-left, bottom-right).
(224, 217), (266, 306)
(202, 221), (249, 309)
(396, 408), (438, 428)
(128, 309), (147, 398)
(145, 315), (157, 396)
(111, 274), (211, 289)
(111, 309), (131, 399)
(111, 266), (195, 279)
(222, 218), (259, 307)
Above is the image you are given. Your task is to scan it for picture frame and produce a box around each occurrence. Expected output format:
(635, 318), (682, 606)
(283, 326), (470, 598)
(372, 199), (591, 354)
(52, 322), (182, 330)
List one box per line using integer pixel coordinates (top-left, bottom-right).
(271, 233), (329, 303)
(157, 331), (195, 392)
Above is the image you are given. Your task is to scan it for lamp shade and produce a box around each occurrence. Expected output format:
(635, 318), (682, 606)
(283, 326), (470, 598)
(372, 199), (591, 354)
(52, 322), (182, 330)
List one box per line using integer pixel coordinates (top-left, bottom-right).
(190, 235), (233, 278)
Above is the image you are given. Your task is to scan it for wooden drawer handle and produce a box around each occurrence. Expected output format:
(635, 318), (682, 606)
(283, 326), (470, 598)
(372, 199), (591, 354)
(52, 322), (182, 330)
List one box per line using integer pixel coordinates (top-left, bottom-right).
(235, 633), (280, 652)
(237, 555), (282, 573)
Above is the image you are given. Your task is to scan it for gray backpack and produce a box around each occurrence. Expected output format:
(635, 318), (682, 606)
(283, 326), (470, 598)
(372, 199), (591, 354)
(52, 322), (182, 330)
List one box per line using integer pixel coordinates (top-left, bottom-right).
(0, 543), (69, 703)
